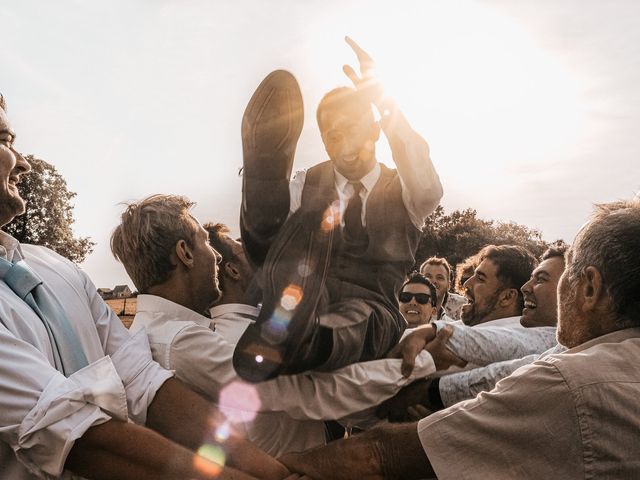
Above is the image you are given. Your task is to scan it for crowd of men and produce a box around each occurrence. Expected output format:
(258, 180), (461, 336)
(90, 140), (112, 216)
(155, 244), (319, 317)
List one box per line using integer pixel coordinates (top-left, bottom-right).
(1, 37), (639, 479)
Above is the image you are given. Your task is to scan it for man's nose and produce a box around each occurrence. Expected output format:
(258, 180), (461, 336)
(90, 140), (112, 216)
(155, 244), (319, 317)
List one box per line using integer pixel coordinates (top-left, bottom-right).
(13, 148), (31, 174)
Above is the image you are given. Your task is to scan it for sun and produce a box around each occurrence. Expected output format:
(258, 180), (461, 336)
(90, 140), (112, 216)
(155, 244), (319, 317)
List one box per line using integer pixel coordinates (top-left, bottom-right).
(308, 1), (589, 201)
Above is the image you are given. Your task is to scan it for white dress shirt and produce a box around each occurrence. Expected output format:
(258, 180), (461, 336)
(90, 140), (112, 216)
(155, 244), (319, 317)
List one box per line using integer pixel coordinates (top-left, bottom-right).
(132, 297), (436, 456)
(0, 232), (172, 480)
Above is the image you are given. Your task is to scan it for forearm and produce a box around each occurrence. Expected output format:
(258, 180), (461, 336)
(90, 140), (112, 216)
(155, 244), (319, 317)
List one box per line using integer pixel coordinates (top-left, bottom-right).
(281, 423), (433, 480)
(381, 100), (443, 221)
(147, 378), (289, 480)
(66, 420), (255, 480)
(439, 354), (538, 407)
(260, 353), (436, 420)
(443, 324), (557, 365)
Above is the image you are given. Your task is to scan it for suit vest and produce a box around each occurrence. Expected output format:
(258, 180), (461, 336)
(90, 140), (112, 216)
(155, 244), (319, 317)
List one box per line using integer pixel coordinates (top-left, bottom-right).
(301, 161), (423, 301)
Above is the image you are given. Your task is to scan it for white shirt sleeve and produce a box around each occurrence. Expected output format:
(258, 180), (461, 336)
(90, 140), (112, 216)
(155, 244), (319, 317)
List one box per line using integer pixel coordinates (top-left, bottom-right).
(381, 108), (443, 228)
(0, 325), (127, 478)
(288, 169), (307, 216)
(437, 322), (558, 366)
(76, 265), (173, 425)
(255, 351), (436, 420)
(164, 324), (238, 400)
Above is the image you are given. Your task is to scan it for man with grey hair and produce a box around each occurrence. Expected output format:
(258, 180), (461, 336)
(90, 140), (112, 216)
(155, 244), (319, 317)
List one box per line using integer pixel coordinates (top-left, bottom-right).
(281, 199), (640, 479)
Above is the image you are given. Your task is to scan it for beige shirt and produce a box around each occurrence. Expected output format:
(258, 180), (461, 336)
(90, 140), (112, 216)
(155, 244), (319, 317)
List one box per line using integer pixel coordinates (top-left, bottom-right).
(418, 327), (640, 479)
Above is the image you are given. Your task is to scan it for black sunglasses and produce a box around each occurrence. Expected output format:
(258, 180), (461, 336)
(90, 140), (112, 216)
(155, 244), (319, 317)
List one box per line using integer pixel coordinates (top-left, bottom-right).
(399, 291), (432, 305)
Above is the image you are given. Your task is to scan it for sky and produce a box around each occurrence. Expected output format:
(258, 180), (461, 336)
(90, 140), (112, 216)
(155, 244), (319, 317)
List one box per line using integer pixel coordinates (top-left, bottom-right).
(1, 0), (639, 289)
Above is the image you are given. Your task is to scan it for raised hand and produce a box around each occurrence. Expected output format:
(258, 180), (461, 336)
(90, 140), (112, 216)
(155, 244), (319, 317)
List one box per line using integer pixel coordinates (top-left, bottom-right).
(342, 36), (385, 109)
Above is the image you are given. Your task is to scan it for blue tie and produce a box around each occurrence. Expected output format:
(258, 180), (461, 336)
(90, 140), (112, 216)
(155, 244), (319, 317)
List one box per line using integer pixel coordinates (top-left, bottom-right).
(0, 256), (88, 376)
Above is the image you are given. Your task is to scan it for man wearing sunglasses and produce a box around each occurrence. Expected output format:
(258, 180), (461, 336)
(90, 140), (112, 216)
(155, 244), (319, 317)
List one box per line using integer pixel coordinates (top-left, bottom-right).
(398, 273), (438, 328)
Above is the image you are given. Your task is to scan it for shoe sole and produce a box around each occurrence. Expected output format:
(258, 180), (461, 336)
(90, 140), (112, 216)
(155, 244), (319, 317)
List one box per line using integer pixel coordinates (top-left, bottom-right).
(241, 69), (303, 181)
(233, 207), (335, 382)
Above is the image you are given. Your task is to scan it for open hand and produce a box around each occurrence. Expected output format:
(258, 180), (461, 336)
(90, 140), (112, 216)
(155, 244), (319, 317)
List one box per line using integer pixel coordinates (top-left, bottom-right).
(342, 36), (385, 108)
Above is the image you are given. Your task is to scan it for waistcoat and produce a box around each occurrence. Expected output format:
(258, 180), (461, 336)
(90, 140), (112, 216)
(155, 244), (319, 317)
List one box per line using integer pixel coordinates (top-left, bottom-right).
(301, 161), (422, 302)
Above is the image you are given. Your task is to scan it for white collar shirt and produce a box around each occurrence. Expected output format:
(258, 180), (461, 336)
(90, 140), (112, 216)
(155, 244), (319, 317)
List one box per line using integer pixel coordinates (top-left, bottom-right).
(0, 238), (172, 479)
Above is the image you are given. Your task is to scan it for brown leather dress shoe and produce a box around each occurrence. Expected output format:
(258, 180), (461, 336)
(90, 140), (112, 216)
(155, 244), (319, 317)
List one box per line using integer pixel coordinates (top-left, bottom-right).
(240, 70), (304, 268)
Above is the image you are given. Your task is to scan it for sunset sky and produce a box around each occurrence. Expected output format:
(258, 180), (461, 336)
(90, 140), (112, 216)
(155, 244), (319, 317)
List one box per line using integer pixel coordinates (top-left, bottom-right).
(1, 0), (639, 288)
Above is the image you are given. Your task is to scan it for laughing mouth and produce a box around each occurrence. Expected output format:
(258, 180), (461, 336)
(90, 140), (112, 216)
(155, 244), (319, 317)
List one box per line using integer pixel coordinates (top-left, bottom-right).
(340, 153), (359, 163)
(524, 300), (537, 309)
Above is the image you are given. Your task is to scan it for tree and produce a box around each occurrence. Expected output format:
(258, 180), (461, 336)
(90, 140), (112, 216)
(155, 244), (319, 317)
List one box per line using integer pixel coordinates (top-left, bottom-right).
(5, 155), (95, 263)
(416, 205), (559, 270)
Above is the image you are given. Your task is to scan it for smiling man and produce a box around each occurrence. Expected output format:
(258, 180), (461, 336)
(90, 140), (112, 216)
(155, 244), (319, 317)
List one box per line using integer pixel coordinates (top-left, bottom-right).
(0, 97), (294, 479)
(234, 38), (443, 381)
(461, 244), (537, 327)
(378, 246), (565, 420)
(281, 199), (640, 479)
(398, 273), (437, 328)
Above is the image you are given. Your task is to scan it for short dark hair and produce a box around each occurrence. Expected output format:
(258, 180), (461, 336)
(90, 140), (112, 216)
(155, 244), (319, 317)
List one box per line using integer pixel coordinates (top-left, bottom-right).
(399, 272), (437, 307)
(477, 245), (538, 311)
(316, 86), (374, 130)
(567, 200), (640, 327)
(455, 254), (479, 294)
(540, 242), (567, 262)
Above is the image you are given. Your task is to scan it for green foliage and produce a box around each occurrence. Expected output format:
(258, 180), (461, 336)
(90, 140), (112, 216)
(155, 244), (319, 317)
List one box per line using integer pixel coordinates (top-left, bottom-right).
(5, 155), (95, 263)
(416, 205), (559, 269)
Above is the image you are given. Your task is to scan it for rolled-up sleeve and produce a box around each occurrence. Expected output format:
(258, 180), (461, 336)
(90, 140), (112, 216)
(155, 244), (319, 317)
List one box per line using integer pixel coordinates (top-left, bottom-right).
(0, 326), (127, 477)
(77, 266), (173, 425)
(108, 328), (173, 424)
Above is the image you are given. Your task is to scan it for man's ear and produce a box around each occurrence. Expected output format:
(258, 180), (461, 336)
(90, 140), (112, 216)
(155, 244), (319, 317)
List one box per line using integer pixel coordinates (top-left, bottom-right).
(580, 266), (604, 312)
(224, 261), (241, 281)
(174, 239), (194, 269)
(499, 288), (518, 307)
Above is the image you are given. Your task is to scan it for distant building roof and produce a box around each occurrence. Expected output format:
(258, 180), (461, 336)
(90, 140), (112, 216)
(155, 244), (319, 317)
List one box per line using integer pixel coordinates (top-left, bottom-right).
(113, 285), (132, 295)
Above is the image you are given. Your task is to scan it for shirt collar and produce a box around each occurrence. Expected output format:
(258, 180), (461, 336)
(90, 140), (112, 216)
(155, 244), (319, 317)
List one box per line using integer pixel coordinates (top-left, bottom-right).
(136, 294), (211, 327)
(0, 231), (22, 262)
(333, 162), (380, 195)
(210, 303), (259, 320)
(567, 326), (640, 353)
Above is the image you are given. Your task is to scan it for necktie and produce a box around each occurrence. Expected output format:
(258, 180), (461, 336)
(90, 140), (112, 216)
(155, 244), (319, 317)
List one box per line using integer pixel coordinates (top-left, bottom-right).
(0, 256), (88, 376)
(343, 181), (367, 243)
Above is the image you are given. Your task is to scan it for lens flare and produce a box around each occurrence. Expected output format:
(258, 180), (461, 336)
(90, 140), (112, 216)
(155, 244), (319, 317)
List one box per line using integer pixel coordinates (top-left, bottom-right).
(321, 201), (342, 233)
(218, 381), (262, 423)
(214, 421), (231, 442)
(194, 443), (224, 477)
(281, 284), (303, 311)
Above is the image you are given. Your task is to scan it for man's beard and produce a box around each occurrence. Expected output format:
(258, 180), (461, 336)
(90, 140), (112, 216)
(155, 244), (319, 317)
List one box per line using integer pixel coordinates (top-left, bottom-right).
(461, 289), (501, 326)
(556, 279), (588, 348)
